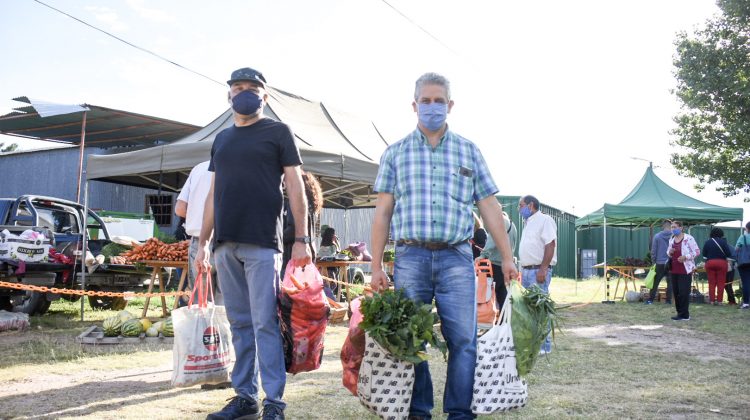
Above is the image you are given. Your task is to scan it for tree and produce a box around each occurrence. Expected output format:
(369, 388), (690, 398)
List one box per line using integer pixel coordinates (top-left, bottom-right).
(671, 0), (750, 198)
(0, 142), (18, 153)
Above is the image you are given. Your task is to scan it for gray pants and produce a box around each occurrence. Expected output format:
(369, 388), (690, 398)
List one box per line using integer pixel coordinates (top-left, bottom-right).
(188, 237), (222, 305)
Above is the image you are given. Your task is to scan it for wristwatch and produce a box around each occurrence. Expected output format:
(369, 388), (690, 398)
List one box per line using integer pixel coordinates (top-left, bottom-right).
(295, 236), (311, 244)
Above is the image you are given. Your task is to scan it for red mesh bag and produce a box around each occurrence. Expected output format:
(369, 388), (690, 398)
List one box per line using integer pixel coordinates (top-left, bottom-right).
(340, 296), (366, 395)
(279, 263), (330, 374)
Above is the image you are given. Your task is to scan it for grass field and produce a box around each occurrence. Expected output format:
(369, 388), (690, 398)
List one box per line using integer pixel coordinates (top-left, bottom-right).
(1, 277), (749, 419)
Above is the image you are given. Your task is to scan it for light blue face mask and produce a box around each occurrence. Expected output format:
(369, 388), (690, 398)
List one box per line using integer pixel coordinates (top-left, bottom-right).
(520, 206), (532, 220)
(417, 103), (448, 131)
(672, 228), (682, 236)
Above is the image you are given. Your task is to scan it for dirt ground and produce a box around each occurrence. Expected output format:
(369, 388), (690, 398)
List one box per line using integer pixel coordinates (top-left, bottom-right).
(3, 321), (748, 419)
(566, 323), (750, 363)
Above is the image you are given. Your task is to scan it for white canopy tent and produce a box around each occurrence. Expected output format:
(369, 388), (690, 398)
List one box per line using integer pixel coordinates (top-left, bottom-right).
(86, 87), (391, 208)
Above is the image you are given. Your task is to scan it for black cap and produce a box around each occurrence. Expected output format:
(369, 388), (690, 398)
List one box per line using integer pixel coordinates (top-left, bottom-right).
(227, 67), (267, 87)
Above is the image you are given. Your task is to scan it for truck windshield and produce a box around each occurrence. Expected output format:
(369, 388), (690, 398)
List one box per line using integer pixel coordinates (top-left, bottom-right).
(36, 207), (80, 234)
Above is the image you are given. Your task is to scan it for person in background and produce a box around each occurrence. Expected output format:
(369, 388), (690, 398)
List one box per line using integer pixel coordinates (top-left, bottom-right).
(471, 212), (487, 259)
(479, 211), (517, 312)
(318, 226), (341, 297)
(518, 195), (557, 355)
(282, 171), (323, 274)
(702, 227), (735, 305)
(646, 220), (673, 304)
(667, 221), (700, 320)
(175, 161), (222, 305)
(735, 221), (750, 309)
(725, 259), (737, 305)
(369, 72), (517, 420)
(172, 216), (189, 307)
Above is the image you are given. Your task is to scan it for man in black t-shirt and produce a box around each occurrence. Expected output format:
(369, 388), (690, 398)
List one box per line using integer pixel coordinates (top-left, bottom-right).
(196, 67), (311, 420)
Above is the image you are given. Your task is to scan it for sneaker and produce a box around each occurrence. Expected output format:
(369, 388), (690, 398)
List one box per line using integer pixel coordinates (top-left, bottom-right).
(680, 317), (690, 321)
(261, 404), (285, 420)
(644, 300), (653, 305)
(671, 316), (681, 321)
(201, 381), (232, 390)
(538, 349), (550, 355)
(741, 303), (750, 309)
(206, 396), (259, 420)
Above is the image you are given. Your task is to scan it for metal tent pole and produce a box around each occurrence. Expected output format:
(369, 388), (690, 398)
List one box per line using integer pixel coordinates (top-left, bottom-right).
(80, 179), (89, 321)
(603, 216), (614, 304)
(75, 111), (88, 203)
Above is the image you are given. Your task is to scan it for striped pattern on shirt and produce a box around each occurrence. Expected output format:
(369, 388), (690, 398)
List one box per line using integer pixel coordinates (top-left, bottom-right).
(374, 128), (498, 244)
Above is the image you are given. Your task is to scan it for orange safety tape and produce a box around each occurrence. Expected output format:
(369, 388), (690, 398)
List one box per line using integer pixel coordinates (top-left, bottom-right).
(0, 280), (191, 298)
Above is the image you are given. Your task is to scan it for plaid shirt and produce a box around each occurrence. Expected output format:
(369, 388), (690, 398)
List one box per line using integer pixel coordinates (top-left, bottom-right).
(374, 127), (498, 244)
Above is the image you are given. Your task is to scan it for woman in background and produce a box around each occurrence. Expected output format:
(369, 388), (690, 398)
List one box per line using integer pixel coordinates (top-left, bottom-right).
(735, 221), (750, 309)
(282, 172), (324, 274)
(701, 227), (734, 305)
(667, 221), (700, 321)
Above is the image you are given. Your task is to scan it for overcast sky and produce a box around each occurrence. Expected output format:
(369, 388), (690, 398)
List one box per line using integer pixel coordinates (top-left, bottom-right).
(1, 0), (747, 223)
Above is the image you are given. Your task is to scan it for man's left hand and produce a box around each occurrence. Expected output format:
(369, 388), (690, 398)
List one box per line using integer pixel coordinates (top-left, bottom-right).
(292, 242), (312, 267)
(536, 267), (548, 284)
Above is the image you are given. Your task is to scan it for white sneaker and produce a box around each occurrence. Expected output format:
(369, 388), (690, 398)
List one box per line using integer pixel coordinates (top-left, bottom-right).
(741, 303), (750, 309)
(538, 349), (550, 356)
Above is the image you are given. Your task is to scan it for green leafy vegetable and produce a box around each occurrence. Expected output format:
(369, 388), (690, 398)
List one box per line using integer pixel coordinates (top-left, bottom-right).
(359, 289), (447, 364)
(101, 242), (130, 259)
(510, 282), (561, 377)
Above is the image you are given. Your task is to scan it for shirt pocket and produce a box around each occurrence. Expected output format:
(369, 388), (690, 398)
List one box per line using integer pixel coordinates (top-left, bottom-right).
(449, 167), (474, 204)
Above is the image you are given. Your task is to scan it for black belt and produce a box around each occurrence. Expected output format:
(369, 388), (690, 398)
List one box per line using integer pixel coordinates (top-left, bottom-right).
(396, 239), (465, 250)
(522, 265), (542, 269)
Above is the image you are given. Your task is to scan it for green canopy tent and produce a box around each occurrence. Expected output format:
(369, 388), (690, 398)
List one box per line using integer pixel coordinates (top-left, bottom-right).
(575, 165), (743, 301)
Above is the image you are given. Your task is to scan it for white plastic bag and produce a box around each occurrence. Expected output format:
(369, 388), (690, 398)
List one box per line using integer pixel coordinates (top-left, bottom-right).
(171, 272), (233, 388)
(357, 333), (414, 420)
(472, 293), (528, 414)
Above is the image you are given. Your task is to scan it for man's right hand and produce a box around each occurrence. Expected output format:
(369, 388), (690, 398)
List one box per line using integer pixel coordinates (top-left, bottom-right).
(369, 269), (390, 292)
(194, 245), (211, 274)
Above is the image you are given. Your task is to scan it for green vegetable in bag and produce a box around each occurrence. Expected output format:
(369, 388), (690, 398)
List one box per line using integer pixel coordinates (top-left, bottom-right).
(510, 282), (560, 377)
(360, 289), (447, 364)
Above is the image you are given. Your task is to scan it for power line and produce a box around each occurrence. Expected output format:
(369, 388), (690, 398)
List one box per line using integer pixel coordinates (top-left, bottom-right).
(379, 0), (461, 57)
(31, 0), (225, 87)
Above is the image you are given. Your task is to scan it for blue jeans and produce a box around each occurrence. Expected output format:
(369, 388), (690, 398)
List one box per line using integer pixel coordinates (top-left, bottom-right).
(738, 265), (750, 305)
(214, 242), (286, 409)
(393, 241), (476, 420)
(521, 267), (553, 353)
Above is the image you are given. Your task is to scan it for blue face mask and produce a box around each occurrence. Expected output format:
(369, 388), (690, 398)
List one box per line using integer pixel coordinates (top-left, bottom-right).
(232, 90), (263, 116)
(520, 206), (532, 220)
(672, 228), (682, 236)
(418, 103), (448, 131)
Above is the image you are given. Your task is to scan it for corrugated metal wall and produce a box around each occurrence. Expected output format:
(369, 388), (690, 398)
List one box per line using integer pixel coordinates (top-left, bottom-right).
(0, 147), (179, 231)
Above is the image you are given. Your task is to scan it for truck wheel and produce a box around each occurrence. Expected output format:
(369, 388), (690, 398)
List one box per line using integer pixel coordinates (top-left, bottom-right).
(36, 298), (52, 315)
(89, 296), (127, 311)
(11, 292), (47, 315)
(0, 296), (12, 312)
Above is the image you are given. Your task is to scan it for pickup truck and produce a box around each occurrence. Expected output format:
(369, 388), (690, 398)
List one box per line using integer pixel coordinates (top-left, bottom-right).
(0, 195), (156, 314)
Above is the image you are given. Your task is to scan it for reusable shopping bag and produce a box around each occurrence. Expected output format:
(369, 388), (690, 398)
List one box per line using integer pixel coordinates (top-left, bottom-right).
(736, 236), (750, 268)
(171, 272), (233, 388)
(340, 296), (366, 396)
(357, 333), (415, 420)
(475, 258), (498, 328)
(279, 263), (330, 374)
(472, 293), (528, 414)
(644, 264), (656, 290)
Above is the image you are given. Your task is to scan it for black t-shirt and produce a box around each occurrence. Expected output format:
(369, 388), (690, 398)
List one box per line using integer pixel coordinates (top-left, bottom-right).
(209, 118), (302, 251)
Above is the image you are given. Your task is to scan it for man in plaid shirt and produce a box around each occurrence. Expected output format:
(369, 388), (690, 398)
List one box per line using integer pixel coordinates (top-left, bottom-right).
(370, 72), (517, 420)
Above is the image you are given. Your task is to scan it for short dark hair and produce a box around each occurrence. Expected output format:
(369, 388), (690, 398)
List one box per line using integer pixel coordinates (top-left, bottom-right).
(746, 221), (750, 231)
(710, 227), (724, 238)
(662, 220), (672, 227)
(522, 195), (540, 211)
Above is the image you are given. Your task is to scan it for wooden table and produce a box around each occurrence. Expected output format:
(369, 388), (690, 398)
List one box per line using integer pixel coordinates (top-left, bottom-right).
(138, 260), (189, 317)
(314, 260), (392, 302)
(595, 265), (644, 301)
